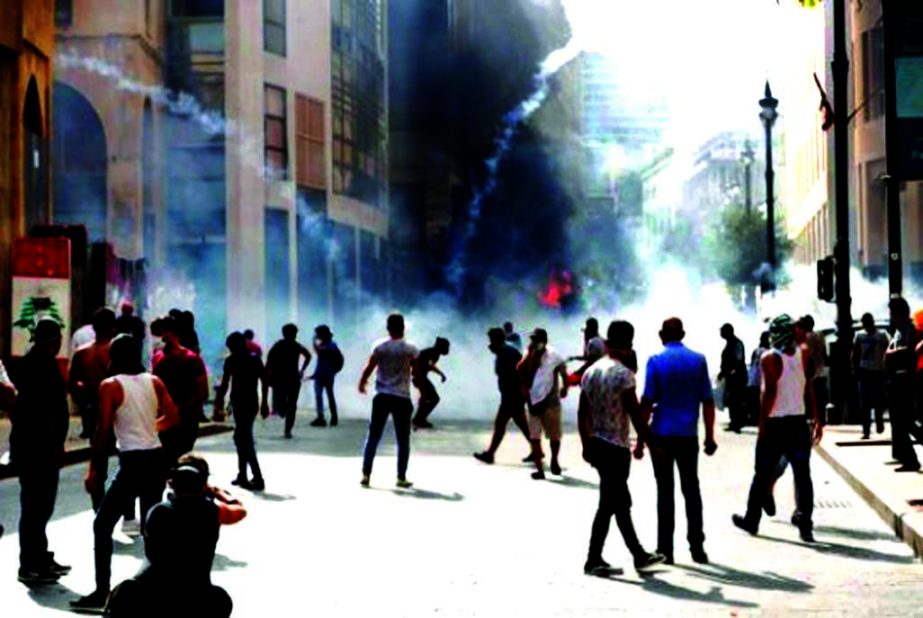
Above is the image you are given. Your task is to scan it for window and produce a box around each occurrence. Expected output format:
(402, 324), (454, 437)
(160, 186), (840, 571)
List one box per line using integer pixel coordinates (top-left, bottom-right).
(265, 85), (288, 179)
(170, 0), (223, 18)
(264, 0), (286, 56)
(862, 27), (886, 122)
(331, 0), (385, 205)
(55, 0), (73, 26)
(296, 95), (326, 189)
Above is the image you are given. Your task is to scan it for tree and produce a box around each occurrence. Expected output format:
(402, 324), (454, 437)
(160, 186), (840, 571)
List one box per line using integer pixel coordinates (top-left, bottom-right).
(706, 205), (793, 311)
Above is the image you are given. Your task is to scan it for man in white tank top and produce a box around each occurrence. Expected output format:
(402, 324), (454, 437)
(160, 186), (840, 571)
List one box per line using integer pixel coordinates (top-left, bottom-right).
(72, 335), (181, 611)
(732, 314), (823, 543)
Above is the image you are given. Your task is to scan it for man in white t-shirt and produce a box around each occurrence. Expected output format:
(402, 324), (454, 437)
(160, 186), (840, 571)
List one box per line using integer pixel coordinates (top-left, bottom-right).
(358, 314), (419, 488)
(519, 328), (569, 480)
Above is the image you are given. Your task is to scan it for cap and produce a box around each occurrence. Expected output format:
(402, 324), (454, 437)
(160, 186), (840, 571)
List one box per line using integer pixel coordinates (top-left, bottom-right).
(529, 328), (548, 343)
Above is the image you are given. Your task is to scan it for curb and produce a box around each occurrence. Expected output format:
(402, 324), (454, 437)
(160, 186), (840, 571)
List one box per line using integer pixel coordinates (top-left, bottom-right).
(815, 441), (923, 560)
(0, 423), (234, 481)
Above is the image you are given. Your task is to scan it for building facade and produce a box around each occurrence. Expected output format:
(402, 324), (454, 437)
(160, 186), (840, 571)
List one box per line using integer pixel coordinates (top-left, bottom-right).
(851, 0), (923, 282)
(52, 0), (391, 368)
(779, 1), (832, 267)
(0, 0), (55, 357)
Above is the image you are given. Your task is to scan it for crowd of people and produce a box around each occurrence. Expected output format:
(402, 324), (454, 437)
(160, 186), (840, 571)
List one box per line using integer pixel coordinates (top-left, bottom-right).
(3, 294), (923, 610)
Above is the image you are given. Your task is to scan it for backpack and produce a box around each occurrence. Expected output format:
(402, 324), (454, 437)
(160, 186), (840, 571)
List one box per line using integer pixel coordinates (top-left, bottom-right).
(329, 346), (345, 374)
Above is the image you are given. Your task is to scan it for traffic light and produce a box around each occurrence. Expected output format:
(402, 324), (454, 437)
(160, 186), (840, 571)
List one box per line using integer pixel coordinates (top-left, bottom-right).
(817, 257), (835, 302)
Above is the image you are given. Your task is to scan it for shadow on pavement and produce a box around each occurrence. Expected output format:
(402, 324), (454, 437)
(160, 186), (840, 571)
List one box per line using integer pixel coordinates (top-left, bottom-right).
(547, 474), (597, 490)
(758, 534), (915, 564)
(24, 579), (85, 613)
(389, 488), (464, 502)
(243, 491), (297, 502)
(213, 552), (248, 571)
(605, 573), (759, 609)
(810, 524), (896, 543)
(675, 562), (813, 593)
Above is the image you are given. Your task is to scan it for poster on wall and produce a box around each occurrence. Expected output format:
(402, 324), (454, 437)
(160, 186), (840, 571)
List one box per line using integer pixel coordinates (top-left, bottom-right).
(10, 237), (71, 360)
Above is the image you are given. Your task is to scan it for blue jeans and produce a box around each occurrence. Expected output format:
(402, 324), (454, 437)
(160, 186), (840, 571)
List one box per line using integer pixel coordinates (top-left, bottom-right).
(362, 394), (413, 479)
(314, 376), (337, 421)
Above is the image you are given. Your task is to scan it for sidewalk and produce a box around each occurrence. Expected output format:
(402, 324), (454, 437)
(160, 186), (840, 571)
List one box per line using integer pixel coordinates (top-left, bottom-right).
(815, 424), (923, 559)
(0, 414), (232, 480)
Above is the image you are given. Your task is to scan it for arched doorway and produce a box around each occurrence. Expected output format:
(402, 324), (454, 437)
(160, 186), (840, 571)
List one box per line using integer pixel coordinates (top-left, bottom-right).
(23, 76), (48, 232)
(52, 81), (107, 241)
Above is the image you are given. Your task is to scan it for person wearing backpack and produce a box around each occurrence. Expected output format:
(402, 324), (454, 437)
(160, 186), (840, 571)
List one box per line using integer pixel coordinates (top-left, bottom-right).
(310, 325), (342, 427)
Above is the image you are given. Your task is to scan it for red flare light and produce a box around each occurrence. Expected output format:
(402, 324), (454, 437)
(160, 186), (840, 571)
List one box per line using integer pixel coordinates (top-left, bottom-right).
(538, 270), (574, 308)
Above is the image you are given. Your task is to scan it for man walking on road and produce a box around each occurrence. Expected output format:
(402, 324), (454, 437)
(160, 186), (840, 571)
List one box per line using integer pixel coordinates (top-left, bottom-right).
(358, 314), (419, 488)
(732, 314), (823, 543)
(9, 319), (71, 584)
(635, 318), (716, 565)
(310, 325), (342, 428)
(579, 320), (665, 576)
(265, 323), (312, 438)
(520, 328), (569, 479)
(718, 323), (747, 433)
(214, 332), (267, 491)
(72, 334), (180, 611)
(474, 328), (533, 464)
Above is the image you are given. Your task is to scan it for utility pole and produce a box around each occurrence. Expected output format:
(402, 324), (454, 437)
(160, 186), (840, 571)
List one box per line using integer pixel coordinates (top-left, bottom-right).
(760, 83), (779, 289)
(832, 0), (854, 421)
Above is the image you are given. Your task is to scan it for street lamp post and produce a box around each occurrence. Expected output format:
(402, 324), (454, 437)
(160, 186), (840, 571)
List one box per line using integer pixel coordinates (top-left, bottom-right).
(740, 140), (755, 214)
(759, 81), (779, 290)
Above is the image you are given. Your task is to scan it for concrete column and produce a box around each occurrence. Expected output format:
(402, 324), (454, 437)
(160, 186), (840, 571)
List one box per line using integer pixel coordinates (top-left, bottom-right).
(225, 0), (266, 339)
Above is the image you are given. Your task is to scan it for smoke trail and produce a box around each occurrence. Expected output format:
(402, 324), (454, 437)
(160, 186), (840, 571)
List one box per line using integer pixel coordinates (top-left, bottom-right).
(55, 52), (265, 173)
(446, 38), (583, 295)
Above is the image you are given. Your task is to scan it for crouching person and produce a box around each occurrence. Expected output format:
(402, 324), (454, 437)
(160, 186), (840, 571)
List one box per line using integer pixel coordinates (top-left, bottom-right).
(106, 454), (247, 618)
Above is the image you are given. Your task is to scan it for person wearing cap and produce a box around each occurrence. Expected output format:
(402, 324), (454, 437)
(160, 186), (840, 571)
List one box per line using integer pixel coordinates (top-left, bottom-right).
(579, 320), (665, 575)
(885, 297), (923, 471)
(310, 324), (343, 428)
(718, 323), (747, 433)
(264, 323), (312, 438)
(72, 334), (181, 611)
(105, 454), (245, 618)
(214, 332), (267, 490)
(635, 318), (716, 565)
(151, 315), (209, 458)
(732, 314), (823, 543)
(518, 327), (569, 479)
(358, 313), (419, 488)
(569, 318), (608, 381)
(411, 336), (450, 430)
(474, 328), (533, 464)
(9, 318), (70, 584)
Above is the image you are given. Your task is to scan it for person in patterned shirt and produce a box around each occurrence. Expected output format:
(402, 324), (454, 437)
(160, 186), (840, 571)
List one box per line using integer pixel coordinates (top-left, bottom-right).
(578, 320), (665, 576)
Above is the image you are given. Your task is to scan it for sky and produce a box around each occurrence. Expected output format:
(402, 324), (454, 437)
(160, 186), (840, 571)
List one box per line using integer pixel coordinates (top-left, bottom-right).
(555, 0), (815, 167)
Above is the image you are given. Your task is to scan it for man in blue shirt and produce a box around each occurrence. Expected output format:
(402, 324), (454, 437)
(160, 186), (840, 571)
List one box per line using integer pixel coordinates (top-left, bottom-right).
(635, 318), (717, 565)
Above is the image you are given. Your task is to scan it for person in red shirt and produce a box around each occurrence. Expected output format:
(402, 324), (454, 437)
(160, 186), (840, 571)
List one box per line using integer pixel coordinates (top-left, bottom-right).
(151, 316), (209, 461)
